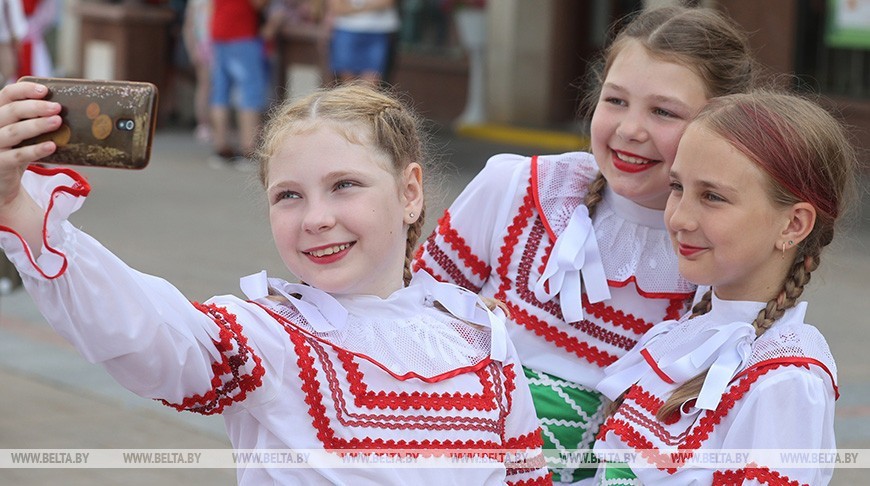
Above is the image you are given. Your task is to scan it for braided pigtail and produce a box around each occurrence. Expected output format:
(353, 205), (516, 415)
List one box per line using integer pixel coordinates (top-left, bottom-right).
(404, 205), (426, 287)
(584, 172), (608, 218)
(690, 288), (714, 318)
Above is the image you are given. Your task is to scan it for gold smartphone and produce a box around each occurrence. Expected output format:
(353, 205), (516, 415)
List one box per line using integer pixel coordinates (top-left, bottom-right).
(18, 77), (159, 169)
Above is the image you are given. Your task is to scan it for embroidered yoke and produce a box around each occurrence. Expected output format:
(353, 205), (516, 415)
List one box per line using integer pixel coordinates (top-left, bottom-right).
(414, 152), (695, 481)
(594, 295), (838, 485)
(0, 166), (551, 486)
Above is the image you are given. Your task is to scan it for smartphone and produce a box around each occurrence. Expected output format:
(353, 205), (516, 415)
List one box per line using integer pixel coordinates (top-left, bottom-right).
(18, 77), (159, 169)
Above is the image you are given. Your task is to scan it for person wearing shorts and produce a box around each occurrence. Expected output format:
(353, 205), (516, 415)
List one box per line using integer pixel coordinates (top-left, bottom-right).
(209, 0), (268, 170)
(327, 0), (399, 85)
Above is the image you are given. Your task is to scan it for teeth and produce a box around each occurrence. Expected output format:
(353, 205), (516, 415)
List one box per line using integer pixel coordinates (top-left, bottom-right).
(309, 244), (350, 257)
(616, 152), (649, 165)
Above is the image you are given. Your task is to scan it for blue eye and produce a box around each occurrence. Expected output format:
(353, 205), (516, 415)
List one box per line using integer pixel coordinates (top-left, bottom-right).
(274, 190), (300, 203)
(334, 180), (358, 190)
(669, 181), (683, 193)
(604, 97), (626, 107)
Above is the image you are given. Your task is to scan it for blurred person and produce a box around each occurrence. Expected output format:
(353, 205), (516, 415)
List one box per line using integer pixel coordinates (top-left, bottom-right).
(0, 0), (26, 85)
(326, 0), (399, 85)
(183, 0), (213, 143)
(209, 0), (269, 170)
(17, 0), (55, 77)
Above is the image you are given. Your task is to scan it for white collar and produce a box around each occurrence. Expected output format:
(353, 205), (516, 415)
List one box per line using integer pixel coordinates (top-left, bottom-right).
(239, 270), (509, 362)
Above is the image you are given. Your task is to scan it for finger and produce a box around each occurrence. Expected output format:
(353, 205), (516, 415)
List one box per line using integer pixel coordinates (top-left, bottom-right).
(0, 81), (50, 105)
(0, 98), (62, 134)
(0, 114), (62, 151)
(1, 141), (56, 170)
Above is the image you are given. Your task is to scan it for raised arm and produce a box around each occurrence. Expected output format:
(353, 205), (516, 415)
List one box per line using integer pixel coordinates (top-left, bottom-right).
(0, 81), (63, 251)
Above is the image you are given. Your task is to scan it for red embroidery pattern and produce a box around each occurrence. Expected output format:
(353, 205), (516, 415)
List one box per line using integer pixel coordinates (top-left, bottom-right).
(435, 211), (492, 280)
(507, 472), (554, 486)
(416, 230), (482, 292)
(598, 363), (789, 473)
(310, 337), (504, 433)
(281, 319), (531, 452)
(337, 348), (498, 411)
(161, 303), (265, 415)
(584, 294), (654, 336)
(713, 463), (804, 486)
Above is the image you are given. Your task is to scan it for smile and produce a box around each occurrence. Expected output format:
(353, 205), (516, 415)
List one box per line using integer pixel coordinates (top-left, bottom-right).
(304, 242), (354, 258)
(677, 243), (706, 257)
(611, 150), (660, 173)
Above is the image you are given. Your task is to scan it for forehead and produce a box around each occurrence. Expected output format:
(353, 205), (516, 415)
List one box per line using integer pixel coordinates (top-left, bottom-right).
(606, 41), (708, 104)
(675, 125), (768, 185)
(270, 124), (393, 174)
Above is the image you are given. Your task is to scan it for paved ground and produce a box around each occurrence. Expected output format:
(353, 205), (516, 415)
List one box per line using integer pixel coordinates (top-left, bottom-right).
(0, 127), (867, 484)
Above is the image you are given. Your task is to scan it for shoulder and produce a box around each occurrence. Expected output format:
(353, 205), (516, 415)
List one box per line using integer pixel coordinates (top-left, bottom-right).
(742, 319), (838, 397)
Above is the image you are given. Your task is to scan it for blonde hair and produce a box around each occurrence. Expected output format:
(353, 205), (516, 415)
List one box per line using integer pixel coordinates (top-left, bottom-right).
(655, 90), (859, 421)
(255, 83), (431, 286)
(583, 5), (757, 217)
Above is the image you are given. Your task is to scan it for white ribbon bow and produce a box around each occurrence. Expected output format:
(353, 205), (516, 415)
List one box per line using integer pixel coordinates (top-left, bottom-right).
(596, 320), (677, 401)
(668, 321), (754, 410)
(240, 271), (348, 332)
(413, 270), (509, 362)
(533, 204), (611, 322)
(597, 320), (754, 411)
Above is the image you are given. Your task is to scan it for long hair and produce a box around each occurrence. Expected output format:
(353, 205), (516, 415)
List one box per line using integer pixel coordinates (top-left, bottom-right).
(656, 90), (858, 421)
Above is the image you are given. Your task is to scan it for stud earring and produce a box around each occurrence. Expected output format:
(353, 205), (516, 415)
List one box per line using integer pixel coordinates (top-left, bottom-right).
(409, 212), (415, 219)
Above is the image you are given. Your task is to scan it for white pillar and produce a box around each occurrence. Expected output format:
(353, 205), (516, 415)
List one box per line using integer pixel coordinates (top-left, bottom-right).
(454, 7), (488, 126)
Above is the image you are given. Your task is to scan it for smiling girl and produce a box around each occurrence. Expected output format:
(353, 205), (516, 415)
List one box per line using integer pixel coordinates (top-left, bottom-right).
(0, 82), (549, 485)
(593, 90), (858, 484)
(413, 5), (757, 482)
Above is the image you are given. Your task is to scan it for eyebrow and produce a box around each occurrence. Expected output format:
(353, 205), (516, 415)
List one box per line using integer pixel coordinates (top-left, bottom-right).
(603, 82), (693, 112)
(670, 170), (739, 193)
(266, 169), (367, 193)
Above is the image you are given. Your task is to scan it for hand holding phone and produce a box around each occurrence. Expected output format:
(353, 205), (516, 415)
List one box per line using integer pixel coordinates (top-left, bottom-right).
(18, 77), (159, 169)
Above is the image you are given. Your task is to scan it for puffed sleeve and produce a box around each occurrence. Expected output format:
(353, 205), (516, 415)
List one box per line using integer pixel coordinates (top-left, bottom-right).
(713, 366), (837, 485)
(412, 153), (529, 293)
(0, 167), (268, 413)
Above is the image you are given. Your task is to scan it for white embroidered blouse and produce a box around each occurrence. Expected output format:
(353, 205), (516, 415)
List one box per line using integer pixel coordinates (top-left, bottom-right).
(593, 292), (838, 485)
(0, 166), (551, 486)
(413, 152), (696, 388)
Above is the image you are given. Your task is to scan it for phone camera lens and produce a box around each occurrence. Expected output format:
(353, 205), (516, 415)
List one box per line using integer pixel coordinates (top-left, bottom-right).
(117, 119), (135, 131)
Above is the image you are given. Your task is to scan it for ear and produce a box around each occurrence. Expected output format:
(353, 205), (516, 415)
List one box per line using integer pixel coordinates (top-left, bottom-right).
(779, 201), (816, 249)
(401, 162), (424, 224)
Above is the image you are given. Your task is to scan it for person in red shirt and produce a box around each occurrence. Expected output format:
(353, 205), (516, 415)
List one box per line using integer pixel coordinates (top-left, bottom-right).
(209, 0), (269, 170)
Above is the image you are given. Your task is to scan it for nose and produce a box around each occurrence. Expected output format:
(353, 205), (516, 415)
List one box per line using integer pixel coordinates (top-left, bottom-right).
(301, 202), (335, 234)
(665, 196), (697, 234)
(616, 109), (649, 143)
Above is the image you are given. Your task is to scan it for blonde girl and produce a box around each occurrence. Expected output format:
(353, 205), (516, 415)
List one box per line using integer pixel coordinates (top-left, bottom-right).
(0, 81), (549, 485)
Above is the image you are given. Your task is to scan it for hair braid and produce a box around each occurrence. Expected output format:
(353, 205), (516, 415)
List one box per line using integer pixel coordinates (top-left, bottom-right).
(584, 172), (608, 218)
(404, 205), (426, 286)
(752, 247), (820, 336)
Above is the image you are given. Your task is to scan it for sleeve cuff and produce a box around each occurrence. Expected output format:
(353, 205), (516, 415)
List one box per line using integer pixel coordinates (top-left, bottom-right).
(0, 165), (91, 279)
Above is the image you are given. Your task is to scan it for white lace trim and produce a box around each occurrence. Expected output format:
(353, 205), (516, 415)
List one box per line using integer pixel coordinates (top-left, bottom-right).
(535, 153), (695, 296)
(241, 271), (507, 381)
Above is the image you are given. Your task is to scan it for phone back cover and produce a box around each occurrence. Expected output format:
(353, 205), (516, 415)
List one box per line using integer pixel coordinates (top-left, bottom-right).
(21, 77), (158, 169)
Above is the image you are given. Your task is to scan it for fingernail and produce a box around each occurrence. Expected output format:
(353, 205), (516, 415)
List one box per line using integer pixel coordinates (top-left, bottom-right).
(34, 84), (47, 94)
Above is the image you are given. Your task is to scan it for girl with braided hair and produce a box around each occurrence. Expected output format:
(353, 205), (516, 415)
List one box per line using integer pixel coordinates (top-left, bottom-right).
(413, 5), (757, 481)
(593, 90), (858, 485)
(0, 81), (549, 484)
